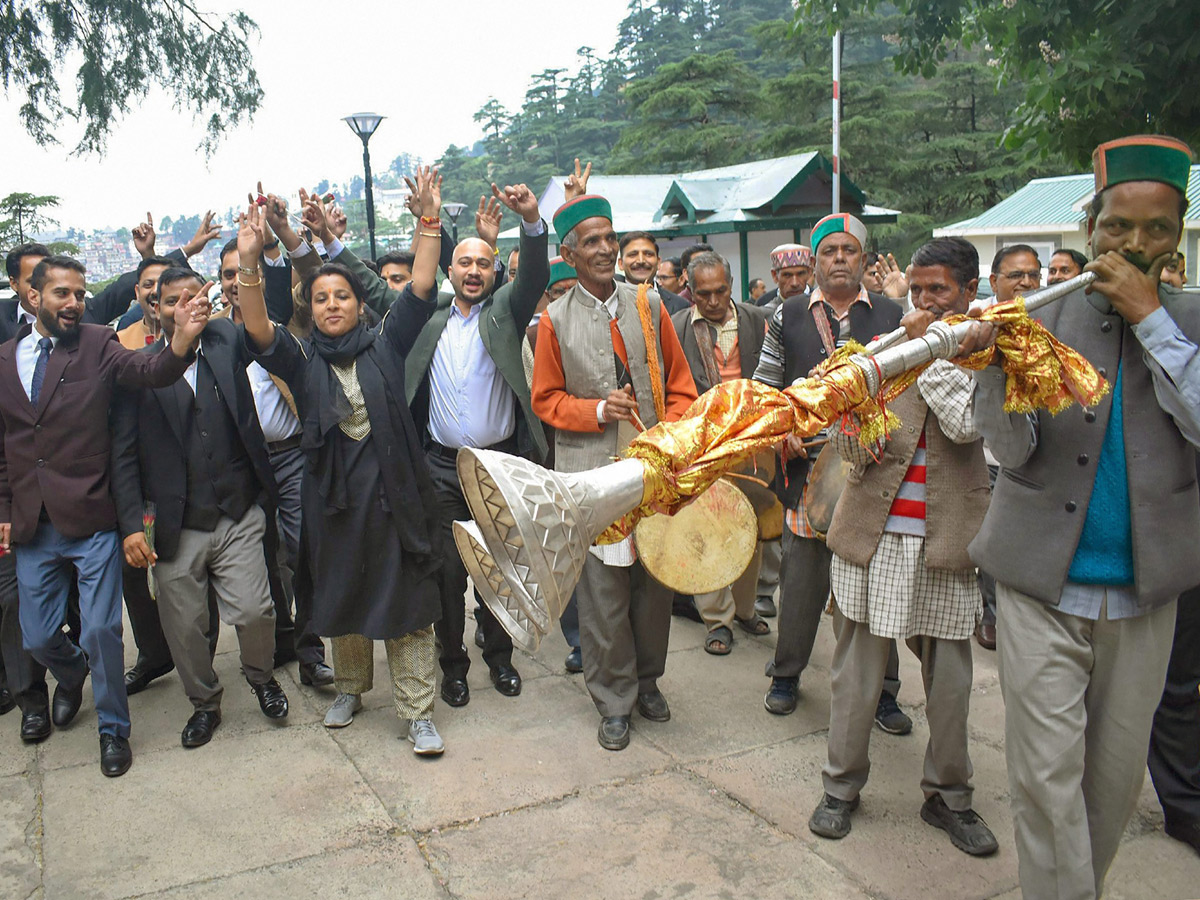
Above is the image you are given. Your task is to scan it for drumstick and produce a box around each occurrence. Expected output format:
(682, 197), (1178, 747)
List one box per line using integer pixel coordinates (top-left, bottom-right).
(630, 409), (647, 433)
(723, 471), (771, 489)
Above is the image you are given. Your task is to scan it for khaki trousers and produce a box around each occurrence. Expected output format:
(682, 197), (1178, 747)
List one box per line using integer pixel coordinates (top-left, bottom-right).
(823, 605), (975, 810)
(330, 627), (436, 721)
(997, 582), (1176, 900)
(694, 542), (762, 632)
(153, 506), (276, 711)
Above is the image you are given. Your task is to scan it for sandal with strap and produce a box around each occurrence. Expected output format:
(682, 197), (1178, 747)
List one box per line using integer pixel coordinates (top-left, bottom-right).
(735, 613), (771, 636)
(704, 625), (733, 655)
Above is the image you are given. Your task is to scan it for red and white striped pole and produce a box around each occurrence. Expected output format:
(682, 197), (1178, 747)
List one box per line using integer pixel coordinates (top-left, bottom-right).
(831, 29), (841, 215)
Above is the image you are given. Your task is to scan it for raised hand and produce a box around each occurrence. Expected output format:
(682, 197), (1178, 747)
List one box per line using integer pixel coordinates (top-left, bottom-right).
(879, 252), (909, 299)
(475, 194), (504, 247)
(237, 203), (265, 262)
(414, 166), (442, 221)
(403, 176), (423, 218)
(299, 188), (334, 245)
(132, 212), (156, 259)
(564, 158), (592, 201)
(172, 283), (214, 348)
(491, 182), (541, 224)
(183, 210), (222, 257)
(328, 203), (348, 239)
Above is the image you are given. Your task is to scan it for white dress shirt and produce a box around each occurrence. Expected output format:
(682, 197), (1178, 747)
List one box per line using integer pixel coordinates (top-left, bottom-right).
(428, 300), (516, 449)
(17, 328), (58, 401)
(248, 361), (301, 443)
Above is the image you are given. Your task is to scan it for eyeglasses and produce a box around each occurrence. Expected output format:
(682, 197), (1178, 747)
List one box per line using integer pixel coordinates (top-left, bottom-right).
(1001, 270), (1041, 281)
(546, 285), (571, 300)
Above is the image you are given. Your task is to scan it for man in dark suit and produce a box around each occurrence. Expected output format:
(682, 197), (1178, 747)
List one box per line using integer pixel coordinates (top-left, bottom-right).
(670, 251), (772, 652)
(111, 268), (288, 749)
(620, 232), (689, 314)
(0, 254), (209, 777)
(335, 183), (550, 708)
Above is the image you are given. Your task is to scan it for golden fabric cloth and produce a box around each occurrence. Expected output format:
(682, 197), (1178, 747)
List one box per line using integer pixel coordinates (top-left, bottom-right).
(597, 297), (1108, 543)
(331, 361), (371, 440)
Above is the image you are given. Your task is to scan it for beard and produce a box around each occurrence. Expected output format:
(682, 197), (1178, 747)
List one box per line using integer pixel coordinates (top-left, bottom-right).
(38, 306), (80, 341)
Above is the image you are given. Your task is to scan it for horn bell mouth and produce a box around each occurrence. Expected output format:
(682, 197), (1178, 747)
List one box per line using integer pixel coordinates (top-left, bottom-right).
(452, 520), (544, 653)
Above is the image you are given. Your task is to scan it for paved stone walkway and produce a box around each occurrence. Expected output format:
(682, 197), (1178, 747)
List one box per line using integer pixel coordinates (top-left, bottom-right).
(3, 600), (1198, 899)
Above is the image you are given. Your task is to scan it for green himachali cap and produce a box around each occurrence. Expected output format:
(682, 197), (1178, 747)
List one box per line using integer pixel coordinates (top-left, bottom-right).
(548, 257), (576, 287)
(1092, 135), (1194, 195)
(552, 195), (613, 240)
(810, 213), (869, 252)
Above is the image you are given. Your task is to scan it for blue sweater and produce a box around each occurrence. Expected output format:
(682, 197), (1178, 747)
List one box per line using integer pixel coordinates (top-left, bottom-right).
(1068, 365), (1135, 585)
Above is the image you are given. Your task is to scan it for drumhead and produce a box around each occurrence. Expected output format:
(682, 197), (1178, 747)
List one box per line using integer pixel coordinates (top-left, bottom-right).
(634, 478), (757, 594)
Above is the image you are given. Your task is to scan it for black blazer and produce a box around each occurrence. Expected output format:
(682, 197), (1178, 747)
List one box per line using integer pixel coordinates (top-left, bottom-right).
(111, 318), (278, 560)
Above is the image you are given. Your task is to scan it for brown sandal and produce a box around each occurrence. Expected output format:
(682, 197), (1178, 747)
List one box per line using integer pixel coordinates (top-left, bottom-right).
(704, 626), (733, 655)
(735, 614), (770, 636)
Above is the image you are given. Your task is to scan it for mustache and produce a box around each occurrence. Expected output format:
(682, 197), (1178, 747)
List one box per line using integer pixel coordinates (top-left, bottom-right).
(1122, 251), (1153, 273)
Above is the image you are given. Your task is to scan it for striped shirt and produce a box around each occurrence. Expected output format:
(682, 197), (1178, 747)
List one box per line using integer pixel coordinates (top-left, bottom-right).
(885, 430), (927, 536)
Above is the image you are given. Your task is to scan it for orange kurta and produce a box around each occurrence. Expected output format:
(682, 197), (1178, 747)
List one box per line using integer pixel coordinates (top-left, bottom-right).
(531, 301), (698, 433)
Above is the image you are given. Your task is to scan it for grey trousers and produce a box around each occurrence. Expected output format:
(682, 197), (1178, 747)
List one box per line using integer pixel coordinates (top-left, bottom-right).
(823, 605), (974, 810)
(576, 555), (672, 718)
(154, 506), (276, 711)
(767, 530), (902, 695)
(755, 537), (781, 598)
(694, 542), (761, 632)
(997, 582), (1176, 900)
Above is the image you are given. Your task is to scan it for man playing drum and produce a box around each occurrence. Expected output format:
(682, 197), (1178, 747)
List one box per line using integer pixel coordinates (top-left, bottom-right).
(753, 215), (906, 729)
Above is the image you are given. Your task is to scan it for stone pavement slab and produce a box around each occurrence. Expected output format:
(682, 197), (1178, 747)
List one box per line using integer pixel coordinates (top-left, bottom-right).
(424, 770), (871, 900)
(0, 772), (40, 900)
(39, 724), (393, 899)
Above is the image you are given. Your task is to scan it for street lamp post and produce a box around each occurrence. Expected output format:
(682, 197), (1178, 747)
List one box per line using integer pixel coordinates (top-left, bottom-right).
(342, 112), (386, 261)
(442, 202), (468, 245)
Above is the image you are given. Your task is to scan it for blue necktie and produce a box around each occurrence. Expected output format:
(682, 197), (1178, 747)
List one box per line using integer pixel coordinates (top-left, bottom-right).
(30, 337), (53, 406)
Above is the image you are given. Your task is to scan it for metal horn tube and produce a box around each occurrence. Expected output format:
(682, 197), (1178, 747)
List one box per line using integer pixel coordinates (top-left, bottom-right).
(861, 271), (1096, 357)
(849, 271), (1097, 395)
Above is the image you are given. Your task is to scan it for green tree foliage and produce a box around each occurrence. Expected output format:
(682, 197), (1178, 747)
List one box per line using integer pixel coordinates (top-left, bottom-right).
(610, 50), (762, 172)
(1, 0), (262, 153)
(791, 0), (1200, 166)
(0, 192), (60, 245)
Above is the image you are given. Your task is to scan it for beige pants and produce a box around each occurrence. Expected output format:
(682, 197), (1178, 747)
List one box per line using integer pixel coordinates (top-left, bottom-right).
(330, 628), (436, 721)
(694, 542), (762, 633)
(997, 582), (1176, 900)
(823, 605), (975, 810)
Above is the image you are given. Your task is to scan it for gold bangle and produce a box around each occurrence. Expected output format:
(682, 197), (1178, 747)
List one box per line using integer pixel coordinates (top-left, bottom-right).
(237, 277), (262, 287)
(419, 231), (441, 238)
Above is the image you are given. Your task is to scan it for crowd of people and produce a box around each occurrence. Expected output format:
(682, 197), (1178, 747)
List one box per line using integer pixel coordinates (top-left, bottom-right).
(0, 133), (1197, 900)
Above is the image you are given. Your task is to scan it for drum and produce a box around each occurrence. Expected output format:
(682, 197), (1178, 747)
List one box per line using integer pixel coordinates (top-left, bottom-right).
(803, 442), (852, 540)
(634, 478), (757, 594)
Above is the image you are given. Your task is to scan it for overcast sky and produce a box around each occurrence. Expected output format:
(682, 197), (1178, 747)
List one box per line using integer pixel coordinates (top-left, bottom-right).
(3, 0), (632, 233)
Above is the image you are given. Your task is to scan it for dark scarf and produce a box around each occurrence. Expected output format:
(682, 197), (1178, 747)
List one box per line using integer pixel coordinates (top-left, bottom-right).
(301, 322), (439, 560)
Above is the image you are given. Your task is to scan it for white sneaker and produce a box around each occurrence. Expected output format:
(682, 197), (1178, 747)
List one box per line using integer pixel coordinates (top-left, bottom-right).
(323, 693), (362, 728)
(408, 719), (445, 756)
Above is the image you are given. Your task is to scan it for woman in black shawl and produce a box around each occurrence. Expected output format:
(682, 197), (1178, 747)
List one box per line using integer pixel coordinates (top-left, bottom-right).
(237, 169), (446, 755)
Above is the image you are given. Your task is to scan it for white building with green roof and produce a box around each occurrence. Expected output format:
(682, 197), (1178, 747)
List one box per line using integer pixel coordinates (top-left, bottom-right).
(935, 166), (1200, 285)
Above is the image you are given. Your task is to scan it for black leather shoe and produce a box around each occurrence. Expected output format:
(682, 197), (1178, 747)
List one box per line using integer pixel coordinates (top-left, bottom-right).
(564, 647), (583, 674)
(298, 662), (335, 687)
(490, 664), (522, 697)
(124, 658), (174, 695)
(636, 689), (671, 722)
(99, 734), (132, 777)
(181, 709), (221, 748)
(441, 677), (470, 707)
(0, 687), (14, 715)
(598, 715), (631, 751)
(248, 678), (289, 719)
(20, 707), (51, 743)
(51, 680), (85, 727)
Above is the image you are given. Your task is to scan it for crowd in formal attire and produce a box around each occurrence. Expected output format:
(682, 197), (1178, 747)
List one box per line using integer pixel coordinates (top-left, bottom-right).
(0, 135), (1198, 900)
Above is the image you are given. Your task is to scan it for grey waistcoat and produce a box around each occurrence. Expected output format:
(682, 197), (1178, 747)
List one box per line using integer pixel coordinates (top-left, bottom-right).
(969, 287), (1200, 608)
(546, 282), (665, 473)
